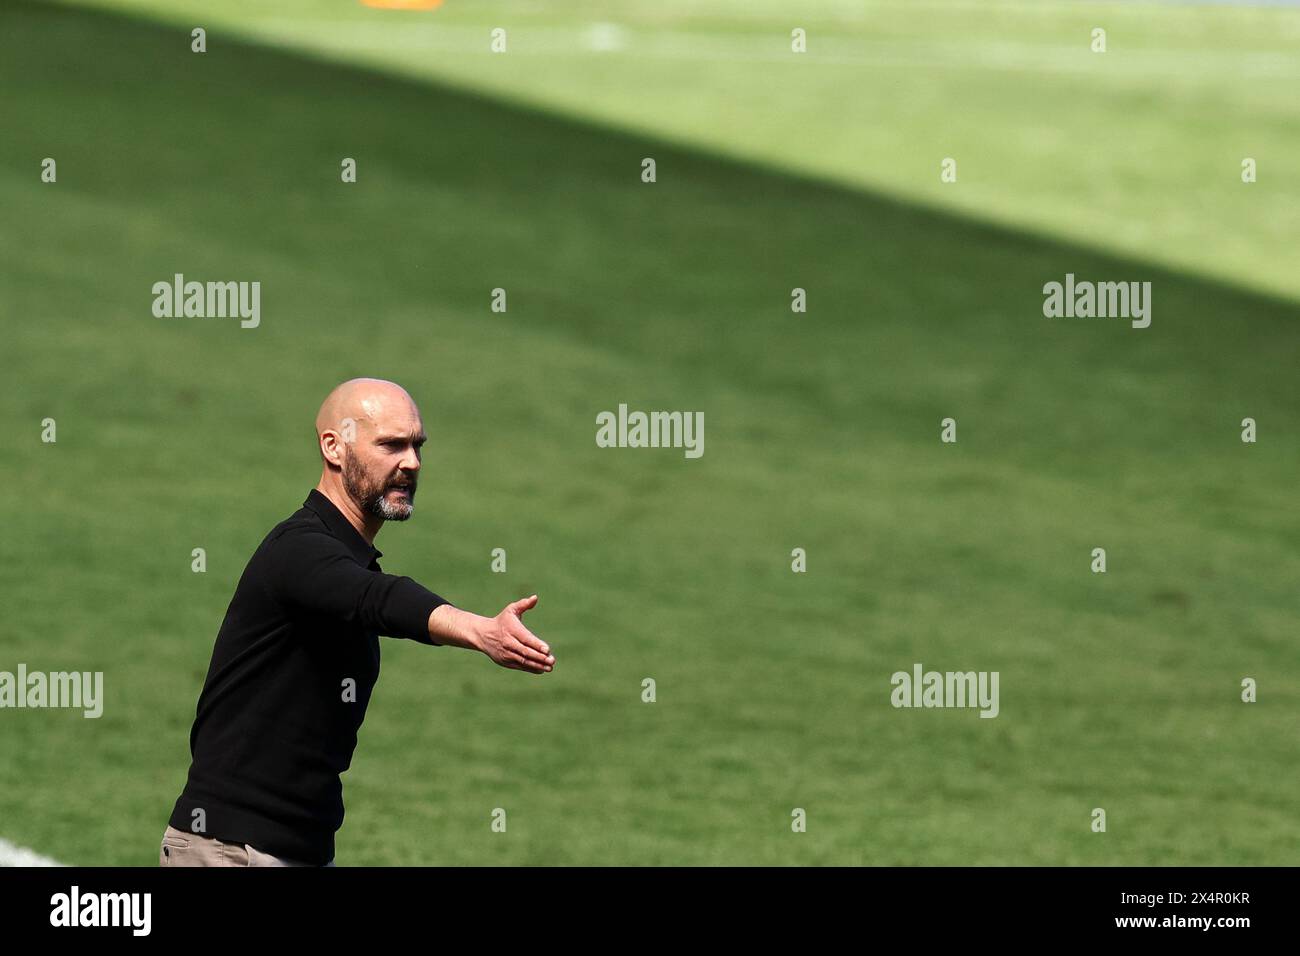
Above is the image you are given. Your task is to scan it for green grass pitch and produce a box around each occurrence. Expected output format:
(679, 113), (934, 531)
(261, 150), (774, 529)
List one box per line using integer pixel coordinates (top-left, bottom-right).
(1, 0), (1297, 865)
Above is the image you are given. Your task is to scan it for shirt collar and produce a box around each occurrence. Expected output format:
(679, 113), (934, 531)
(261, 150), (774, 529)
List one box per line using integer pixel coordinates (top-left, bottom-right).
(304, 489), (382, 563)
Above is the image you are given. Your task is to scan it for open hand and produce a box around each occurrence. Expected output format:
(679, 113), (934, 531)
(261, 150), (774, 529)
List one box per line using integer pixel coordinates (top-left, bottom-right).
(477, 595), (554, 674)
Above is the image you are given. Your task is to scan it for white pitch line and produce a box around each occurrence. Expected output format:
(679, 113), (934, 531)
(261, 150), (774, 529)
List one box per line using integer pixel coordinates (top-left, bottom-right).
(0, 838), (66, 867)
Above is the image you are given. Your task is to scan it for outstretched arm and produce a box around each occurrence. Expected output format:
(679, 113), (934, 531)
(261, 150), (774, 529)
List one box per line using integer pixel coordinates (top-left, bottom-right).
(429, 595), (554, 674)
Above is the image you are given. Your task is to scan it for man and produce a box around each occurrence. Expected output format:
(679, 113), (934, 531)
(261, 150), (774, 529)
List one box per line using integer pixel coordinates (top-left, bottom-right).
(161, 378), (554, 866)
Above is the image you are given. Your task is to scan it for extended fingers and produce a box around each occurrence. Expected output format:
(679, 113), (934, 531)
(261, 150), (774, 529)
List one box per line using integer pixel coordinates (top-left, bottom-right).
(508, 618), (550, 656)
(503, 651), (551, 674)
(511, 635), (554, 669)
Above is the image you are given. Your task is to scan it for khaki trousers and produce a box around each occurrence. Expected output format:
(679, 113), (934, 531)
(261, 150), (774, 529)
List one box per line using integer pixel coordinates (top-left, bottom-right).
(159, 824), (335, 867)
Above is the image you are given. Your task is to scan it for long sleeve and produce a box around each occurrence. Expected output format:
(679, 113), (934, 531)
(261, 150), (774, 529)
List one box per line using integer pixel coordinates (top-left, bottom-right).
(262, 529), (449, 644)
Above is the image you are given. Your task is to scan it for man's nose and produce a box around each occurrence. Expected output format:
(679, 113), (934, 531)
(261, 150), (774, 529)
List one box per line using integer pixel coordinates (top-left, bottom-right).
(399, 447), (421, 472)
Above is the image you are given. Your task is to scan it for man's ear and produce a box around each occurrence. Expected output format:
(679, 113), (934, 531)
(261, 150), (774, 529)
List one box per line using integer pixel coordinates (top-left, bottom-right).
(319, 431), (346, 468)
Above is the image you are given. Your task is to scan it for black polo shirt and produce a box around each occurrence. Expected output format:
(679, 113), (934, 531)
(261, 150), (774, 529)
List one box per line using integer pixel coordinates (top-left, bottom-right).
(168, 489), (449, 864)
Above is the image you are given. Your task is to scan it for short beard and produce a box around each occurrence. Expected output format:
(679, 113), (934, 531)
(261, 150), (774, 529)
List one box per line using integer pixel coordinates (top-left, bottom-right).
(341, 448), (416, 522)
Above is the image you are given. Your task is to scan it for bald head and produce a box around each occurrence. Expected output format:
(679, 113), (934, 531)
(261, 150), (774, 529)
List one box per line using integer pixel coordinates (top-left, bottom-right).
(315, 378), (426, 524)
(315, 378), (419, 447)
